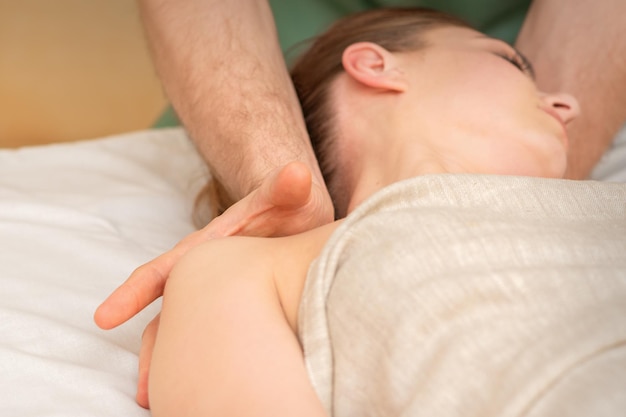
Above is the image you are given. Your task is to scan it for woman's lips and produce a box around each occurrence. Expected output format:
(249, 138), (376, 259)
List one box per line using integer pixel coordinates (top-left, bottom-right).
(541, 106), (569, 149)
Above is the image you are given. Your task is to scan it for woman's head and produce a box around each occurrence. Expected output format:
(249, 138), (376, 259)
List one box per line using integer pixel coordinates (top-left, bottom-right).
(291, 8), (579, 217)
(291, 8), (473, 216)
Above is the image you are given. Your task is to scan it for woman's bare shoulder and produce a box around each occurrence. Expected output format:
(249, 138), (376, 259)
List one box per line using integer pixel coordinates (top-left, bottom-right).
(169, 220), (342, 331)
(271, 220), (343, 331)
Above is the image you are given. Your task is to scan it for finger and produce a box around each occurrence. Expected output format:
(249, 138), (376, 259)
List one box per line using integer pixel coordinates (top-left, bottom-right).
(93, 257), (168, 329)
(211, 163), (314, 237)
(268, 161), (312, 208)
(93, 243), (188, 330)
(94, 219), (228, 330)
(136, 314), (160, 409)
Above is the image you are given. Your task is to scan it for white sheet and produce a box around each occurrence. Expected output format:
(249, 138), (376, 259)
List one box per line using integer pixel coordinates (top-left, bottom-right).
(0, 128), (207, 416)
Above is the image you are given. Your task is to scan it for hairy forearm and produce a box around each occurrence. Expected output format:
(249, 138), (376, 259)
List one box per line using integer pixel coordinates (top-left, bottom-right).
(516, 0), (626, 179)
(138, 0), (321, 199)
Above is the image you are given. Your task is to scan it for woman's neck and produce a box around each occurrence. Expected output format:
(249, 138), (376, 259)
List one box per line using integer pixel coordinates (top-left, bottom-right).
(345, 135), (454, 214)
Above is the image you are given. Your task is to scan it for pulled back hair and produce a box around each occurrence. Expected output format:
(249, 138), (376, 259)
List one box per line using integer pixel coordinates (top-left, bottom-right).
(196, 8), (472, 225)
(291, 7), (472, 217)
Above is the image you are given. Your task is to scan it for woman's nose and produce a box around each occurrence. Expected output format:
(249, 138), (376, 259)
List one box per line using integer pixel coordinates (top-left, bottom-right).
(541, 93), (581, 125)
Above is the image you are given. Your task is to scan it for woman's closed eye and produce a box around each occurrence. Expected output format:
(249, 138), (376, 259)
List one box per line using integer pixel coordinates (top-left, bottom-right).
(497, 48), (535, 80)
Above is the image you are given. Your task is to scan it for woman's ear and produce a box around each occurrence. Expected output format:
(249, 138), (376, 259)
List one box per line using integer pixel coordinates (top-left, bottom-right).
(342, 42), (408, 92)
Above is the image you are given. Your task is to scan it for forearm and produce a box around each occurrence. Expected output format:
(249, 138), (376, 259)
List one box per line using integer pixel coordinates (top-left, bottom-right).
(138, 0), (322, 198)
(515, 0), (626, 179)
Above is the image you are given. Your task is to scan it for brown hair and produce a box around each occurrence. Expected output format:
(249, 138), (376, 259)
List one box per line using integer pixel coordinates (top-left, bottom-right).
(196, 8), (472, 224)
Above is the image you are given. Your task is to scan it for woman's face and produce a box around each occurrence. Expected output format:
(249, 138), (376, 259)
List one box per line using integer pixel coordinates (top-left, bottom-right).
(398, 26), (579, 178)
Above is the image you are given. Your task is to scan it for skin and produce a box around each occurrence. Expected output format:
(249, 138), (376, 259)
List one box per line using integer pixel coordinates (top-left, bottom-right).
(96, 25), (580, 413)
(149, 223), (339, 417)
(110, 2), (626, 350)
(137, 0), (326, 202)
(335, 28), (578, 212)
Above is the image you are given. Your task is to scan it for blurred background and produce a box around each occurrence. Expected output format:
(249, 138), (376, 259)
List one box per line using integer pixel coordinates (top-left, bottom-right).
(0, 0), (167, 147)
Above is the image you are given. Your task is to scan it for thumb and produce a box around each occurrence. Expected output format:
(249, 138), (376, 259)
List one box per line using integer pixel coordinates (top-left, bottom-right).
(268, 161), (313, 209)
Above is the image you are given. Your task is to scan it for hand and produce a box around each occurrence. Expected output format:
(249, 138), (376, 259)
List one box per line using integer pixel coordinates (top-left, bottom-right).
(95, 162), (332, 407)
(94, 161), (333, 330)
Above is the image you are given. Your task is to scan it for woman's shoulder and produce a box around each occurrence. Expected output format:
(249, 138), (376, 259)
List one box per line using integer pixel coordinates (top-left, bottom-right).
(272, 221), (343, 330)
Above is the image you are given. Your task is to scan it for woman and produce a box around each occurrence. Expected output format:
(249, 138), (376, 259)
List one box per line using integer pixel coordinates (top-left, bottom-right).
(288, 8), (576, 218)
(96, 8), (626, 416)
